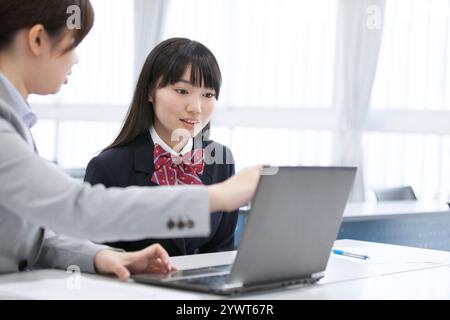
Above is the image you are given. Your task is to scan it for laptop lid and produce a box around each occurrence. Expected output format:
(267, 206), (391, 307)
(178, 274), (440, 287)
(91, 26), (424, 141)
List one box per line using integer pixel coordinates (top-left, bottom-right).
(132, 166), (356, 294)
(227, 166), (356, 286)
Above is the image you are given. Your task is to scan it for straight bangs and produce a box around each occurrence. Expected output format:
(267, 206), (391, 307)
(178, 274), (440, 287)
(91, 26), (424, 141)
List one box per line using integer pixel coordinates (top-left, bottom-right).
(158, 41), (222, 99)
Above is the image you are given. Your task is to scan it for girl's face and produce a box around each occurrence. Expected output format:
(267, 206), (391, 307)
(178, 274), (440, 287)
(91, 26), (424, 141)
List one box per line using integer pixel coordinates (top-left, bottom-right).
(31, 31), (78, 95)
(151, 65), (217, 150)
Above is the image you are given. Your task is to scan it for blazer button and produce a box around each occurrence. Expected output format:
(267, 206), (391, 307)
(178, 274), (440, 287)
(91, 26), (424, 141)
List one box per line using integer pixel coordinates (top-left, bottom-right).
(177, 220), (185, 230)
(18, 259), (28, 271)
(187, 219), (194, 229)
(167, 219), (175, 230)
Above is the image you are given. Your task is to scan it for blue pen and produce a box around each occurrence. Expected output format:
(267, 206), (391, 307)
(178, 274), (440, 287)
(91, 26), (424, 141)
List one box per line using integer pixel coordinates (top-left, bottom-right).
(332, 249), (369, 260)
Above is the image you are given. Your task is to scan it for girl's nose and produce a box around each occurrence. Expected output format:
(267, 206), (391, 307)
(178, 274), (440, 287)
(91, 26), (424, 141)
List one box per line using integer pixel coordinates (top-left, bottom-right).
(187, 97), (202, 113)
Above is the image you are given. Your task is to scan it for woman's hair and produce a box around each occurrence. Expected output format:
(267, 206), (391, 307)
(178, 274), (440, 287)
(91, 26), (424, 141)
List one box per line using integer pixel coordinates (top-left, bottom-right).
(0, 0), (94, 51)
(106, 37), (222, 150)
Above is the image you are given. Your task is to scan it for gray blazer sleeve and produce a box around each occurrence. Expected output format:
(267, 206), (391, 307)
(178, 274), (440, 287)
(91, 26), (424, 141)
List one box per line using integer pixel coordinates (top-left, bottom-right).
(0, 120), (211, 243)
(34, 230), (111, 273)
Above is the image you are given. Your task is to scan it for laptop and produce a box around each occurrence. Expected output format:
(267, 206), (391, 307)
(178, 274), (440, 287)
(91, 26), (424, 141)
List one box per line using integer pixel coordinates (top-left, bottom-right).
(132, 166), (356, 295)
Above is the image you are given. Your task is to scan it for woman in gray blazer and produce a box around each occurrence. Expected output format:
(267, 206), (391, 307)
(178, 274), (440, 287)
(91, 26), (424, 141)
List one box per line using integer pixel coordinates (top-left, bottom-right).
(0, 0), (260, 279)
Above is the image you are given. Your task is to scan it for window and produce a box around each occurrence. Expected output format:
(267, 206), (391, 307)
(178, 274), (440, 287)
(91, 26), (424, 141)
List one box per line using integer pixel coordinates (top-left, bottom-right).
(163, 0), (337, 109)
(162, 0), (338, 170)
(366, 0), (450, 200)
(28, 0), (450, 201)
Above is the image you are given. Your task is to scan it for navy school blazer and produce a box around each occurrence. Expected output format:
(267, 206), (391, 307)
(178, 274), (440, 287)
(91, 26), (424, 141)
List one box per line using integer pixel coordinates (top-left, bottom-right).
(84, 131), (238, 256)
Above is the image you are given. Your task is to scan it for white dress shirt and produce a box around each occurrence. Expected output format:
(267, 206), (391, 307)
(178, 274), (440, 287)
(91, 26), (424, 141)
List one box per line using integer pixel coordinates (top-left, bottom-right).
(150, 126), (193, 156)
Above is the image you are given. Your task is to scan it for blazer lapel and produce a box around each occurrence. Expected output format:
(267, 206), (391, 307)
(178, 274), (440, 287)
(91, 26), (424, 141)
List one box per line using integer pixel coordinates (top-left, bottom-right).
(131, 131), (186, 255)
(130, 131), (155, 185)
(0, 79), (35, 149)
(199, 165), (213, 185)
(198, 139), (214, 185)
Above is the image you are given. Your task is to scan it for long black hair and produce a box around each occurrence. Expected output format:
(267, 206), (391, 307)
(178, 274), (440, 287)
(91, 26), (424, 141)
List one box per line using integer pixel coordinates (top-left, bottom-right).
(106, 37), (222, 150)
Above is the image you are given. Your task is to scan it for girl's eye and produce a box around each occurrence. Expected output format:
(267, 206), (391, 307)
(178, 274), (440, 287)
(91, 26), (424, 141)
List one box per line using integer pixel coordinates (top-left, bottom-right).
(175, 89), (188, 95)
(204, 93), (216, 99)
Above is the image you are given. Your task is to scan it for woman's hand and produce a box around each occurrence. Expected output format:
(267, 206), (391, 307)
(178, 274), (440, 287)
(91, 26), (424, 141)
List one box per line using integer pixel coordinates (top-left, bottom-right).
(94, 244), (177, 281)
(207, 165), (262, 212)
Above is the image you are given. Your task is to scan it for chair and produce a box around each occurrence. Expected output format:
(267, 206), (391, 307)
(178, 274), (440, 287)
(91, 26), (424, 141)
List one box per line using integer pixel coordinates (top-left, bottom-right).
(64, 168), (86, 181)
(234, 206), (251, 249)
(373, 186), (417, 202)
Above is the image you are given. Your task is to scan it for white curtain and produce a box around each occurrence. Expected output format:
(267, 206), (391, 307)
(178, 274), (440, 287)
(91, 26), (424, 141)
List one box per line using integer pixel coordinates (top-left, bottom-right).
(367, 0), (450, 201)
(134, 0), (169, 78)
(333, 0), (386, 201)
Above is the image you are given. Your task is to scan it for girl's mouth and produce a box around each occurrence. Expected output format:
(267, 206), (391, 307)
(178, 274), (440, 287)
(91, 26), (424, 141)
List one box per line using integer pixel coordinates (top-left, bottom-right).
(180, 119), (200, 129)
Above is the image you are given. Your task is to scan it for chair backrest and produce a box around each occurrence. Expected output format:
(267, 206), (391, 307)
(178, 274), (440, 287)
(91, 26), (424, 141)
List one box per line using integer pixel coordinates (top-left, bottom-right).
(64, 168), (86, 181)
(373, 186), (417, 202)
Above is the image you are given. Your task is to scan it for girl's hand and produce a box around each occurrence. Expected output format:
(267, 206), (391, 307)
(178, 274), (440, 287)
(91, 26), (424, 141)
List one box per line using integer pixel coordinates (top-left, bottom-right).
(207, 165), (262, 212)
(94, 244), (177, 281)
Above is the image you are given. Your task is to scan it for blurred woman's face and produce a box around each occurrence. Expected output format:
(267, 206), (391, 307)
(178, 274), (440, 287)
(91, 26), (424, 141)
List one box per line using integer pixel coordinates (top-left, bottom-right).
(30, 31), (78, 95)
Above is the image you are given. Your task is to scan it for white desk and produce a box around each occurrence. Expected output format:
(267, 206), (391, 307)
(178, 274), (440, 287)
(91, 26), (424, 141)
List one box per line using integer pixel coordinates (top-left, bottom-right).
(337, 201), (450, 251)
(343, 200), (449, 222)
(1, 240), (450, 299)
(239, 201), (450, 250)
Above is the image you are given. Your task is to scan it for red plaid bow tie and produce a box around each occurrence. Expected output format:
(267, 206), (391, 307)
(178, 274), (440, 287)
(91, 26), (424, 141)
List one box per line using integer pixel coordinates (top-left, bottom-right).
(151, 144), (205, 185)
